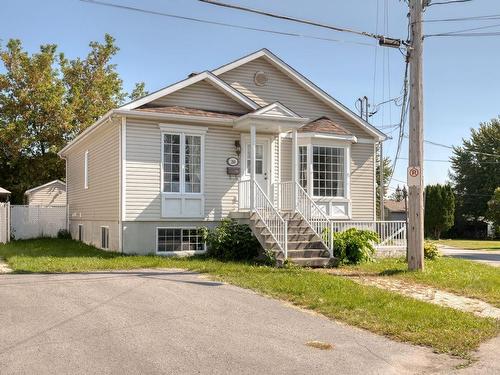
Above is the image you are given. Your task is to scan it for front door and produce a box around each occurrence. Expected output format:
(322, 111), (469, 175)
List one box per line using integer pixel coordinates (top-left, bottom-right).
(243, 138), (270, 196)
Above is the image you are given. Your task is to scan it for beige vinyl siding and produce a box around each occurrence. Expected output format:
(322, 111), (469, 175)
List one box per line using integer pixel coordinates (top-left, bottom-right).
(125, 119), (241, 221)
(219, 57), (371, 138)
(148, 80), (248, 114)
(70, 220), (119, 251)
(280, 137), (292, 182)
(66, 118), (120, 223)
(26, 184), (66, 206)
(350, 143), (375, 220)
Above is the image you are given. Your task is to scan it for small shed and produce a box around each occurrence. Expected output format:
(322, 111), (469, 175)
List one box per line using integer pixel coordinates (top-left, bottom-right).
(24, 180), (66, 206)
(384, 200), (407, 221)
(0, 187), (11, 202)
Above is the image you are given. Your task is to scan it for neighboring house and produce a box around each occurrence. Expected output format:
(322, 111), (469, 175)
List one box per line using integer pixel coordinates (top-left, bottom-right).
(384, 200), (407, 221)
(59, 49), (393, 265)
(0, 187), (10, 202)
(24, 180), (67, 206)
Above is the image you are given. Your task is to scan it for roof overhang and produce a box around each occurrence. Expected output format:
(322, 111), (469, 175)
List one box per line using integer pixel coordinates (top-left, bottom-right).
(285, 132), (358, 143)
(233, 114), (309, 133)
(212, 49), (387, 141)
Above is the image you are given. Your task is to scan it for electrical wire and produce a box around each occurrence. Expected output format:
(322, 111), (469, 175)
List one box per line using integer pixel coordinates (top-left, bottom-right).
(426, 21), (500, 36)
(198, 0), (396, 42)
(78, 0), (376, 47)
(424, 14), (500, 22)
(402, 135), (500, 158)
(426, 0), (474, 6)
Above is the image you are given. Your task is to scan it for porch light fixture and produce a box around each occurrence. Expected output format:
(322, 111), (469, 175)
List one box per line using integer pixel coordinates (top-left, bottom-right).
(234, 140), (241, 157)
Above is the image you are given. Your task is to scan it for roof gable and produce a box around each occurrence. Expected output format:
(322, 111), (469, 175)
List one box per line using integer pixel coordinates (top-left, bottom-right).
(121, 71), (259, 111)
(25, 180), (66, 195)
(299, 117), (352, 136)
(252, 102), (301, 118)
(213, 49), (386, 140)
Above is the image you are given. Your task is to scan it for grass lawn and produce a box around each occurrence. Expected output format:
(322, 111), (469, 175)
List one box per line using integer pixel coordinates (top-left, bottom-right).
(0, 238), (499, 358)
(434, 239), (500, 251)
(346, 257), (500, 308)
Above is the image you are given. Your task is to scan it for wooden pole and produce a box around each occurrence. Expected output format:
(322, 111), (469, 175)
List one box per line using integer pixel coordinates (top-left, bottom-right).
(407, 0), (424, 271)
(379, 142), (385, 220)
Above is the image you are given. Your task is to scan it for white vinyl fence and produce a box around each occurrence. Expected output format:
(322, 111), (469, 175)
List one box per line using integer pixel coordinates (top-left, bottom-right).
(10, 205), (66, 240)
(0, 203), (10, 244)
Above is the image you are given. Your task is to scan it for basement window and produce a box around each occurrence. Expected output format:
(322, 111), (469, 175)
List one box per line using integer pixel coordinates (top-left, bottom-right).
(157, 228), (205, 253)
(101, 226), (109, 250)
(78, 224), (83, 242)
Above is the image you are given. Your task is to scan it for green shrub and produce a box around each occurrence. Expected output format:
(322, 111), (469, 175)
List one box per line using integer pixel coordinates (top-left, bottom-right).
(201, 219), (260, 261)
(424, 242), (440, 260)
(57, 229), (72, 239)
(326, 228), (380, 265)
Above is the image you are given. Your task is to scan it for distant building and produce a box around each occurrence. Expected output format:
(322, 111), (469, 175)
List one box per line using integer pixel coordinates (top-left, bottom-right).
(24, 180), (66, 206)
(384, 200), (407, 221)
(0, 187), (10, 202)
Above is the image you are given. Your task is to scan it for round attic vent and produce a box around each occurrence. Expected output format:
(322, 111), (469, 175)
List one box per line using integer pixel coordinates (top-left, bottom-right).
(254, 71), (268, 86)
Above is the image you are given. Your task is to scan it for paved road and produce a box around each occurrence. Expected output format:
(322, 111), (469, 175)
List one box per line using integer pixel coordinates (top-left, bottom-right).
(440, 246), (500, 267)
(0, 270), (463, 374)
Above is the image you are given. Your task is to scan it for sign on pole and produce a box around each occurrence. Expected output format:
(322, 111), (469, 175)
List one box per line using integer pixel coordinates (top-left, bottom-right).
(407, 166), (421, 187)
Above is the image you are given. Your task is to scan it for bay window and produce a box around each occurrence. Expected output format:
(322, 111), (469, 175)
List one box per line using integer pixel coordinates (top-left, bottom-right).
(312, 146), (344, 197)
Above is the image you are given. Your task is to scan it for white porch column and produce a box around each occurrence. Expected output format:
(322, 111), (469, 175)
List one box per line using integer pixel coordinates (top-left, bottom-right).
(250, 125), (256, 211)
(292, 128), (298, 211)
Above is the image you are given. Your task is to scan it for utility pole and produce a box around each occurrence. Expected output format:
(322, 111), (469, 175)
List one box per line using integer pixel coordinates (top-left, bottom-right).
(407, 0), (424, 271)
(379, 143), (385, 220)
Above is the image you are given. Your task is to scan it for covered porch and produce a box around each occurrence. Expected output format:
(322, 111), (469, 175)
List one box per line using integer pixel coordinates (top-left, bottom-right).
(233, 102), (407, 260)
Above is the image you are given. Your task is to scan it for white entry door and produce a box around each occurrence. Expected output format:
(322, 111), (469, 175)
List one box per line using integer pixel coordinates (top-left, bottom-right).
(243, 138), (270, 196)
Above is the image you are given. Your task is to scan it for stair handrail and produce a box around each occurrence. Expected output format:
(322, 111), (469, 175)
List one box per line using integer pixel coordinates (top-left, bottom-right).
(253, 182), (288, 259)
(294, 182), (333, 257)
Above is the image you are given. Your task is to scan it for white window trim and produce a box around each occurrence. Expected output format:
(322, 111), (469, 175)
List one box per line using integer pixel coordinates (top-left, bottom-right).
(301, 143), (350, 200)
(155, 227), (206, 256)
(100, 226), (109, 250)
(160, 124), (207, 197)
(84, 150), (89, 189)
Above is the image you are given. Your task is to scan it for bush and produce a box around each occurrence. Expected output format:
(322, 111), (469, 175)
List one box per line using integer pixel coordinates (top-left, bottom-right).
(57, 229), (72, 239)
(201, 219), (260, 261)
(424, 242), (440, 260)
(327, 228), (380, 265)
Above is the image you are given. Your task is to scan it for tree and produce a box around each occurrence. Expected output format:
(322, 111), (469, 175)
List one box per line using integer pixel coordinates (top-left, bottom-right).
(0, 34), (133, 203)
(487, 187), (500, 230)
(61, 34), (126, 140)
(424, 184), (455, 239)
(129, 82), (148, 101)
(450, 119), (500, 222)
(375, 148), (393, 218)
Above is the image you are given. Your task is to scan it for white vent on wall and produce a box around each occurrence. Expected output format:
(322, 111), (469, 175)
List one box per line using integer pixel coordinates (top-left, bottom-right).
(254, 71), (268, 86)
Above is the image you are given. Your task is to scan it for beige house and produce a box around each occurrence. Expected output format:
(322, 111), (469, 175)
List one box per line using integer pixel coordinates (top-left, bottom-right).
(59, 49), (402, 265)
(24, 180), (67, 206)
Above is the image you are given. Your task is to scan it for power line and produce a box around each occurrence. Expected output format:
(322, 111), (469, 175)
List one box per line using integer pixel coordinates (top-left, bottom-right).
(426, 0), (474, 6)
(78, 0), (375, 47)
(426, 31), (500, 37)
(424, 14), (500, 22)
(403, 134), (500, 158)
(426, 21), (500, 36)
(199, 0), (404, 43)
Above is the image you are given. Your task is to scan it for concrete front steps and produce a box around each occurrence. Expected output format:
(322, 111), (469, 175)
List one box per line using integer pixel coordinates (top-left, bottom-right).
(237, 211), (332, 267)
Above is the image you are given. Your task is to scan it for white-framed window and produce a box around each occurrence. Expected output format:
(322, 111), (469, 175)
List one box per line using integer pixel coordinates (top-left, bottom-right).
(156, 228), (205, 253)
(312, 146), (345, 197)
(245, 144), (264, 175)
(162, 132), (203, 194)
(84, 150), (89, 189)
(78, 224), (84, 241)
(101, 226), (109, 249)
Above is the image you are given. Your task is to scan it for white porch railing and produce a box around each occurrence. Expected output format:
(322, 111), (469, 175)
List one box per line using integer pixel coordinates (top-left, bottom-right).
(254, 182), (288, 258)
(272, 181), (294, 211)
(295, 182), (333, 257)
(238, 180), (251, 210)
(330, 220), (407, 252)
(239, 180), (288, 258)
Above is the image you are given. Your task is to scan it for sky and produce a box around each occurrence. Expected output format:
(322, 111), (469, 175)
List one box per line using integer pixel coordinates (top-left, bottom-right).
(2, 0), (500, 192)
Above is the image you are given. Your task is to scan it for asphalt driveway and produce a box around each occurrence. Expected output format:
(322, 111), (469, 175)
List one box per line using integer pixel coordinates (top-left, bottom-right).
(440, 246), (500, 267)
(0, 270), (463, 374)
